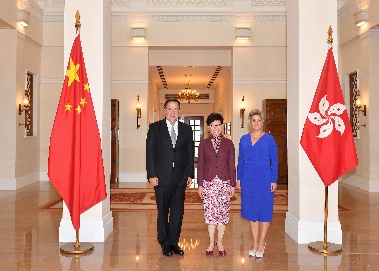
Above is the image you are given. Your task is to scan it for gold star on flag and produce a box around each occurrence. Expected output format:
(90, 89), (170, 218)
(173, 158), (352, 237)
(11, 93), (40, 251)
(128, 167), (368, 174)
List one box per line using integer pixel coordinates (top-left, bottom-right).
(65, 103), (73, 111)
(75, 105), (81, 114)
(83, 83), (90, 92)
(66, 58), (80, 87)
(80, 98), (87, 107)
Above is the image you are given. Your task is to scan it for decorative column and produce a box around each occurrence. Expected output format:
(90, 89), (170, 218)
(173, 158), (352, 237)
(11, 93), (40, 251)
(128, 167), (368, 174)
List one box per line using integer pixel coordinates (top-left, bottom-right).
(286, 0), (341, 245)
(59, 0), (113, 242)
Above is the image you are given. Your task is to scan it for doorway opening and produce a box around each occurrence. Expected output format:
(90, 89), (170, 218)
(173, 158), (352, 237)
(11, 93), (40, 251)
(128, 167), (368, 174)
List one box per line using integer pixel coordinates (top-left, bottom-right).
(180, 115), (204, 188)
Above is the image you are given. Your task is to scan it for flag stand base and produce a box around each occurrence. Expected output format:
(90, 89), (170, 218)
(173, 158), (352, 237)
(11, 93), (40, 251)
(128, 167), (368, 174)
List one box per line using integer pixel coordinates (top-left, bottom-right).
(308, 241), (342, 255)
(60, 242), (94, 254)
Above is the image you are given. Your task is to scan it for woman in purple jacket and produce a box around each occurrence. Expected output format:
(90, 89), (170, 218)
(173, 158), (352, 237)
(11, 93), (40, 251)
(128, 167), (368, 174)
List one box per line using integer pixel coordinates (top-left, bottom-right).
(197, 113), (236, 256)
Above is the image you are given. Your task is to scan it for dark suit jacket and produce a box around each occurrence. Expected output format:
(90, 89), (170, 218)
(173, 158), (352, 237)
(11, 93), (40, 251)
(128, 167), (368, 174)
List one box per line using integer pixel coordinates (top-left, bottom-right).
(197, 136), (236, 187)
(146, 119), (194, 187)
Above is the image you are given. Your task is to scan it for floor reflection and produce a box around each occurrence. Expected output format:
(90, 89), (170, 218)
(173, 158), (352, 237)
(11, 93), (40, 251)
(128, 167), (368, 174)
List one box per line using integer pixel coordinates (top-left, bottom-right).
(0, 182), (378, 270)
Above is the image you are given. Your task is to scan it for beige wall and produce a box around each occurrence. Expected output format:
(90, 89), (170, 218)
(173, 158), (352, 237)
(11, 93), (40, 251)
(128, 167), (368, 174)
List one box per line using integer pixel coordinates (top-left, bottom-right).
(338, 1), (379, 191)
(214, 66), (233, 127)
(0, 0), (43, 44)
(0, 29), (17, 181)
(338, 1), (379, 46)
(16, 34), (41, 183)
(148, 69), (160, 125)
(0, 24), (42, 189)
(111, 46), (149, 181)
(39, 22), (64, 182)
(232, 45), (287, 150)
(367, 34), (379, 181)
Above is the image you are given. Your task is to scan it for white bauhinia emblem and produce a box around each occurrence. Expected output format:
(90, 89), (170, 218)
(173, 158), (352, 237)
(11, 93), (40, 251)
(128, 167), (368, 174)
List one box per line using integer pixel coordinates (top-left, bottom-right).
(307, 95), (346, 138)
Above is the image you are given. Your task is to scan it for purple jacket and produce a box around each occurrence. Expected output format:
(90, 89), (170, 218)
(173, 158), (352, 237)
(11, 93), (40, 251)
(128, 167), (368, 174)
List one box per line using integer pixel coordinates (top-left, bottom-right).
(197, 136), (236, 187)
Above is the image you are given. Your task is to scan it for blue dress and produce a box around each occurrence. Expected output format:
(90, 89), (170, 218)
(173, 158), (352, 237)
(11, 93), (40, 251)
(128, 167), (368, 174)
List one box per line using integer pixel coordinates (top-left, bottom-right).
(238, 133), (278, 222)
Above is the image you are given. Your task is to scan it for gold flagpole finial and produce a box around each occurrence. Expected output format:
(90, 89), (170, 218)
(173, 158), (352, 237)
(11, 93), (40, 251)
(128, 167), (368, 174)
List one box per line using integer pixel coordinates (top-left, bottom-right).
(327, 25), (333, 45)
(75, 10), (81, 34)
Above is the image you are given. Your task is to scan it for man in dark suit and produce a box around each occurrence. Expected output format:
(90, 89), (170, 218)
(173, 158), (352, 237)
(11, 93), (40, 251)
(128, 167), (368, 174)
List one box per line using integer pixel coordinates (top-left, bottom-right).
(146, 98), (194, 256)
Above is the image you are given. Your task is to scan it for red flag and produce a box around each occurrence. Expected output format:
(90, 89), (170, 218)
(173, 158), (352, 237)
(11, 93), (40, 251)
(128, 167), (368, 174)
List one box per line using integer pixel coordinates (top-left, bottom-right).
(48, 35), (106, 229)
(300, 47), (358, 186)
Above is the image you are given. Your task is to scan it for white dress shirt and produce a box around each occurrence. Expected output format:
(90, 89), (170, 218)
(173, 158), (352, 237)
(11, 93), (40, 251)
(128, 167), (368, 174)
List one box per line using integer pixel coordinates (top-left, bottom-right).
(166, 119), (178, 141)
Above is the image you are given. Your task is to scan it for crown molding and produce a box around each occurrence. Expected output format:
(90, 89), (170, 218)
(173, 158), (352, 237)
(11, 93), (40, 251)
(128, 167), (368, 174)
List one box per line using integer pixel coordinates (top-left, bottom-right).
(17, 0), (44, 21)
(337, 0), (370, 22)
(360, 28), (379, 39)
(149, 0), (231, 6)
(19, 0), (286, 23)
(112, 13), (286, 23)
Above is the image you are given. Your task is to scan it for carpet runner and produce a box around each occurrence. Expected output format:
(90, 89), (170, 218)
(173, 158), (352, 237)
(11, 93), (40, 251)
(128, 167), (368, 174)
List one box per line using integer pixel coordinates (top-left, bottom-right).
(41, 188), (349, 212)
(41, 188), (288, 212)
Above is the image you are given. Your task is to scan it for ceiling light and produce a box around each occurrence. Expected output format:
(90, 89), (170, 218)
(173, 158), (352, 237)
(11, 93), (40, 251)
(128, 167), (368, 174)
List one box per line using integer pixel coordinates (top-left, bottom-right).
(17, 10), (30, 27)
(131, 28), (146, 40)
(178, 89), (199, 103)
(354, 9), (368, 27)
(235, 27), (251, 40)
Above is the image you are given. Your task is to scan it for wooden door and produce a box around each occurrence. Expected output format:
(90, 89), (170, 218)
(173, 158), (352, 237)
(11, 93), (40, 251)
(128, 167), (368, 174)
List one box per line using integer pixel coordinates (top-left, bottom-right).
(262, 99), (288, 185)
(111, 99), (119, 184)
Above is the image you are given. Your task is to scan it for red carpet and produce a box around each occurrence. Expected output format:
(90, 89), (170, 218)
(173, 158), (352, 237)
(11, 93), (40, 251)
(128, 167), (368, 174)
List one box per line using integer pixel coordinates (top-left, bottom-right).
(41, 188), (348, 212)
(41, 188), (288, 212)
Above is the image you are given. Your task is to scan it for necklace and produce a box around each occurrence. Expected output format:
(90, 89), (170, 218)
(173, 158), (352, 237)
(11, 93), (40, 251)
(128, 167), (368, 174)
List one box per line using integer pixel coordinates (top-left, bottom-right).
(252, 132), (262, 138)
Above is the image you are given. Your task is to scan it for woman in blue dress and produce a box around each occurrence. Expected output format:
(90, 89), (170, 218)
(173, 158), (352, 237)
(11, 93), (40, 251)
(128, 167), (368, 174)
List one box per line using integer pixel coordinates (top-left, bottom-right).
(237, 109), (278, 258)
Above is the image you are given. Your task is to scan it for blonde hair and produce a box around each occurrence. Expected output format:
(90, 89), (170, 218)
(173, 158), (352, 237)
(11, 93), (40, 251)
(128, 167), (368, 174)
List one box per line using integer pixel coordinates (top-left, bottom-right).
(248, 109), (263, 121)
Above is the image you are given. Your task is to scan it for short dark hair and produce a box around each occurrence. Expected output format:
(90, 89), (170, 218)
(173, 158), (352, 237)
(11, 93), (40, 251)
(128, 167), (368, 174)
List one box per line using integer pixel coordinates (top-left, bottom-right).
(164, 98), (181, 109)
(206, 113), (224, 126)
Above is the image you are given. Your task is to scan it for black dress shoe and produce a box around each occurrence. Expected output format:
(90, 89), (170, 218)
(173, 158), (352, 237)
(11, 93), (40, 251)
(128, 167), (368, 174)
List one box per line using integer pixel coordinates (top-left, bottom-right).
(162, 246), (173, 256)
(171, 245), (184, 255)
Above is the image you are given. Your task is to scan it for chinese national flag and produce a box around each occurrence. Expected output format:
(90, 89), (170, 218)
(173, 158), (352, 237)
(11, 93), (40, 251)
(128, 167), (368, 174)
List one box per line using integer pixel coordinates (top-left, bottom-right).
(48, 35), (106, 229)
(300, 47), (358, 186)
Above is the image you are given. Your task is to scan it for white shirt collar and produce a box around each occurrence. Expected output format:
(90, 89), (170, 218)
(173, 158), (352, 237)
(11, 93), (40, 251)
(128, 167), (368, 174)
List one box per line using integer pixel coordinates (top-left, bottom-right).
(166, 119), (178, 135)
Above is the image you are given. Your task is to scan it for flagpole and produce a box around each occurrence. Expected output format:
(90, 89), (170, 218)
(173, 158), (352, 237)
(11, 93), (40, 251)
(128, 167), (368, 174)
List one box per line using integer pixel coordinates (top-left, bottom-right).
(308, 26), (342, 256)
(60, 229), (94, 254)
(59, 11), (94, 255)
(308, 186), (341, 255)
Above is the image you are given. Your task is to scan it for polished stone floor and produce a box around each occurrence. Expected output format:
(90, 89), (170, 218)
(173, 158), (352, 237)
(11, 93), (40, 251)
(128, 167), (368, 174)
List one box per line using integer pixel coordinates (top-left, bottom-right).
(0, 182), (378, 271)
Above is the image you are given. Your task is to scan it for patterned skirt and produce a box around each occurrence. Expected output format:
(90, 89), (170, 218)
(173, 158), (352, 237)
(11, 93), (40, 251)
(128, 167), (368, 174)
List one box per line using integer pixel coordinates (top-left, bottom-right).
(202, 176), (231, 225)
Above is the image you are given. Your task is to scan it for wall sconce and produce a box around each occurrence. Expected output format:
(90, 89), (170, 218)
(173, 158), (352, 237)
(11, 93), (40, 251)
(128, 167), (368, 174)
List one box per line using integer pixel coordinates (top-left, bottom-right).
(355, 91), (366, 116)
(235, 27), (251, 40)
(136, 95), (141, 129)
(240, 96), (245, 128)
(131, 28), (146, 40)
(354, 9), (368, 26)
(19, 96), (30, 115)
(17, 10), (30, 27)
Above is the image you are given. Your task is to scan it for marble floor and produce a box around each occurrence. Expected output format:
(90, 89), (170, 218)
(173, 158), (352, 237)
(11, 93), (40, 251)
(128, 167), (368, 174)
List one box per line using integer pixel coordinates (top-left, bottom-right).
(0, 182), (378, 271)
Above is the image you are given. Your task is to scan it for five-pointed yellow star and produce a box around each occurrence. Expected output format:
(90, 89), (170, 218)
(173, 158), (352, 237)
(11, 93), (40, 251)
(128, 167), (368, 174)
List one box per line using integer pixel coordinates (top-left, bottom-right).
(75, 105), (81, 114)
(65, 103), (73, 111)
(80, 98), (87, 107)
(83, 83), (90, 92)
(66, 58), (80, 87)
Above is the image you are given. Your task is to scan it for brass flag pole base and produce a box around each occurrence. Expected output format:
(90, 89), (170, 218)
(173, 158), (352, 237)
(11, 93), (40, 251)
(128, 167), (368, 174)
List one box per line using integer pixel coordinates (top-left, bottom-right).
(60, 229), (94, 255)
(308, 241), (342, 255)
(308, 181), (342, 256)
(60, 242), (94, 254)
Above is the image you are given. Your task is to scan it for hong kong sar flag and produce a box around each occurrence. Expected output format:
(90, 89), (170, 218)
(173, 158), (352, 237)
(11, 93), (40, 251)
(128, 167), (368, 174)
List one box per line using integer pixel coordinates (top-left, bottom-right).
(300, 47), (358, 186)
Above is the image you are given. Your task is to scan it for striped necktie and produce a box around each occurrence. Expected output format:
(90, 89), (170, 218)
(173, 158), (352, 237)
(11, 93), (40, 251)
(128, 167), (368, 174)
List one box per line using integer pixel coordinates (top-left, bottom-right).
(171, 123), (176, 148)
